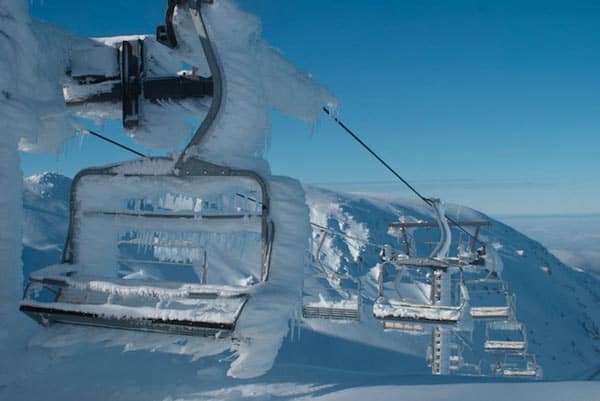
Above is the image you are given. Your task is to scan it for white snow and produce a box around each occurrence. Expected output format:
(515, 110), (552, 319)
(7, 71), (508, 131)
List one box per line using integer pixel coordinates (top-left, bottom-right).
(470, 306), (511, 318)
(293, 382), (600, 401)
(29, 264), (249, 298)
(0, 0), (76, 385)
(226, 176), (310, 378)
(305, 294), (360, 310)
(69, 43), (119, 78)
(373, 301), (462, 322)
(484, 340), (527, 351)
(21, 297), (246, 325)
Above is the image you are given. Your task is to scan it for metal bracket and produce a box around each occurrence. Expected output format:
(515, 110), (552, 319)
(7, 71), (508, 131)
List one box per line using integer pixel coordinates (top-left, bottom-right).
(121, 40), (143, 128)
(64, 1), (216, 129)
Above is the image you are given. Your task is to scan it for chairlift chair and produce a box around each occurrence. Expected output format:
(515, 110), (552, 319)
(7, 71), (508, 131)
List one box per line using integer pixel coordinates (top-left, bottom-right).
(446, 332), (484, 376)
(465, 278), (514, 319)
(493, 353), (542, 379)
(301, 231), (361, 321)
(20, 1), (275, 338)
(20, 158), (274, 337)
(382, 320), (426, 333)
(484, 321), (527, 352)
(373, 262), (465, 324)
(302, 272), (361, 321)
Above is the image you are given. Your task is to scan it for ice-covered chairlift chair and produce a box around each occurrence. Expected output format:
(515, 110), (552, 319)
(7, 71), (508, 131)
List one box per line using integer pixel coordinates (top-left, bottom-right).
(302, 272), (361, 321)
(426, 331), (483, 376)
(484, 321), (527, 352)
(20, 0), (274, 337)
(302, 231), (361, 321)
(465, 278), (514, 319)
(388, 220), (490, 266)
(374, 200), (467, 324)
(373, 263), (465, 323)
(493, 353), (542, 379)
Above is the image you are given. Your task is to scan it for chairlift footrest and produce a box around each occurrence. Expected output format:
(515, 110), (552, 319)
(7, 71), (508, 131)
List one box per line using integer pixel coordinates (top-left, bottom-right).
(302, 305), (360, 321)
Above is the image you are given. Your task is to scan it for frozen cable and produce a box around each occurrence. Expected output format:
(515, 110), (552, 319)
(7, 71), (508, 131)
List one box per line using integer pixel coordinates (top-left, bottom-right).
(83, 129), (147, 158)
(322, 106), (485, 246)
(310, 221), (401, 253)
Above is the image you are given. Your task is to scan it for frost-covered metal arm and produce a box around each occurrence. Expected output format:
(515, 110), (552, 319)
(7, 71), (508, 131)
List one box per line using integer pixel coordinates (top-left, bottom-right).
(175, 0), (223, 173)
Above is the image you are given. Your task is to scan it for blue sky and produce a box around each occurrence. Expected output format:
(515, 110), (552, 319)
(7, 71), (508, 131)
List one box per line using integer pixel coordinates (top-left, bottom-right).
(24, 0), (600, 216)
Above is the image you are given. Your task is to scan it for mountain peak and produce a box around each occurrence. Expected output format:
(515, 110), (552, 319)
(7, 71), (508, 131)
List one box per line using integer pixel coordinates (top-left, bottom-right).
(24, 172), (71, 200)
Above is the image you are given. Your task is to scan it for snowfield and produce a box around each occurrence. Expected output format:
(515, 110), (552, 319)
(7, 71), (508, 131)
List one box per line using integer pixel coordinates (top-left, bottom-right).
(2, 173), (599, 400)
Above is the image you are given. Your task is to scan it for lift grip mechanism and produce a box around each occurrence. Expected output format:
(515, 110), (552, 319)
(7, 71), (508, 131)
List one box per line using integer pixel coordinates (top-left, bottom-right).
(65, 0), (215, 128)
(66, 39), (213, 128)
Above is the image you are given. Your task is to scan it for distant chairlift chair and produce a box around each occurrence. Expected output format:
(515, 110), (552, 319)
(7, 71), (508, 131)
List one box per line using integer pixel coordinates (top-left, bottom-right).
(373, 263), (465, 324)
(484, 321), (528, 352)
(374, 200), (466, 325)
(493, 353), (542, 379)
(301, 231), (361, 321)
(465, 278), (514, 319)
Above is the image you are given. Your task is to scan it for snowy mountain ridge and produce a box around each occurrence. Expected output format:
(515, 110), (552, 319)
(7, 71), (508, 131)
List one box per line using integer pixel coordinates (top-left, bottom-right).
(19, 172), (600, 384)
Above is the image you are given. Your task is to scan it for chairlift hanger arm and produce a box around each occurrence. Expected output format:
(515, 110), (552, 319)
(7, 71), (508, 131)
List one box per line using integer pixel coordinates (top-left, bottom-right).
(156, 0), (182, 48)
(175, 0), (224, 172)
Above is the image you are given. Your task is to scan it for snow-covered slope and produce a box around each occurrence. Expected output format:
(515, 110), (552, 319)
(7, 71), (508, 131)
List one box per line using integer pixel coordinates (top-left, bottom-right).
(21, 173), (70, 288)
(12, 173), (600, 395)
(22, 173), (71, 246)
(303, 186), (600, 380)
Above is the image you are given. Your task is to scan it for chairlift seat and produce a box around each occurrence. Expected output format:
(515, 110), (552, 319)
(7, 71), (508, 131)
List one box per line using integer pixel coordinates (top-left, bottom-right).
(301, 273), (361, 321)
(484, 340), (527, 351)
(499, 367), (539, 377)
(484, 321), (527, 351)
(470, 306), (511, 319)
(302, 304), (360, 321)
(494, 353), (542, 379)
(373, 299), (462, 323)
(374, 263), (465, 323)
(382, 320), (425, 333)
(20, 265), (250, 336)
(20, 157), (274, 337)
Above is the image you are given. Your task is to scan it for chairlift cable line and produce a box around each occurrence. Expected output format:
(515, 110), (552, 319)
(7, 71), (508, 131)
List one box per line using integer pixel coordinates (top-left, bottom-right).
(84, 129), (147, 158)
(322, 106), (485, 246)
(310, 221), (392, 250)
(322, 107), (430, 205)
